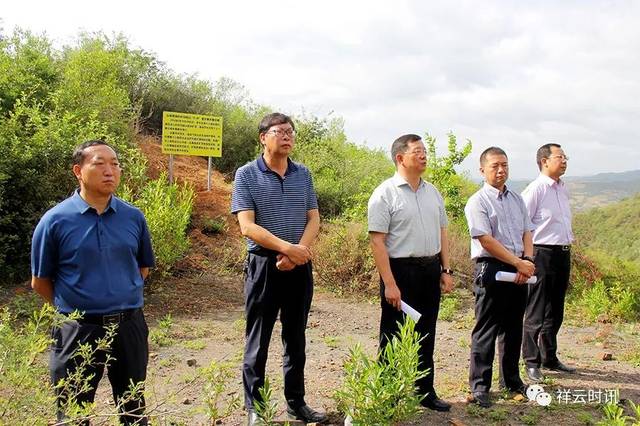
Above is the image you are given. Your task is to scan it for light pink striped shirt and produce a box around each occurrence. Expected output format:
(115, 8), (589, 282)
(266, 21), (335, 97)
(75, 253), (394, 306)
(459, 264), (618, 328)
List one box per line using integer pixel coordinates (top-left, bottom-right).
(521, 174), (574, 245)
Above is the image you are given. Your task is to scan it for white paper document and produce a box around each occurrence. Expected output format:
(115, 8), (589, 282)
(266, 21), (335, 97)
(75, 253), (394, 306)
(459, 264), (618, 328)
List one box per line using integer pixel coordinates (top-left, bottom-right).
(400, 301), (422, 322)
(495, 271), (537, 284)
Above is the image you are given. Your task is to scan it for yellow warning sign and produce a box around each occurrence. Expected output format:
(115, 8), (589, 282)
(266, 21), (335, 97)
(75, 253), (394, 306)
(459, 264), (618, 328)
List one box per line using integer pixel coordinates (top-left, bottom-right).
(161, 111), (222, 157)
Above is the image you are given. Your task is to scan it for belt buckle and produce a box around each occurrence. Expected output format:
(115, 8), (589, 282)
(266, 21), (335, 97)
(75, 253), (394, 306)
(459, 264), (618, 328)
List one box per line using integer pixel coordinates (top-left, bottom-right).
(102, 313), (121, 325)
(562, 245), (570, 251)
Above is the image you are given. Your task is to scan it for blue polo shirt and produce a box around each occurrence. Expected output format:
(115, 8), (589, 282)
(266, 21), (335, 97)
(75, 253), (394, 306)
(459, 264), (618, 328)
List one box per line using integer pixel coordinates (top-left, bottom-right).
(31, 190), (155, 314)
(231, 155), (318, 252)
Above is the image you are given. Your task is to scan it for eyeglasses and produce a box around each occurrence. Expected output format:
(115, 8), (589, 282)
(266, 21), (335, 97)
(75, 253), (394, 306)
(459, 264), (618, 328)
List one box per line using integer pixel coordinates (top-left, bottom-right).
(547, 154), (569, 161)
(266, 128), (295, 137)
(405, 148), (427, 156)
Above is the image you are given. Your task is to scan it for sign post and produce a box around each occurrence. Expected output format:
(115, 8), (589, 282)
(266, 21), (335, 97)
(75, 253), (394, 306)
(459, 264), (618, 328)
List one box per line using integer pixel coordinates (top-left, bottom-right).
(161, 111), (223, 190)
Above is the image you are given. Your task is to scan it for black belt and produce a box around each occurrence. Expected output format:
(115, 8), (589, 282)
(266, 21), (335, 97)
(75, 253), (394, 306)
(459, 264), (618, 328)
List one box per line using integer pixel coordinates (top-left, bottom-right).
(66, 308), (140, 325)
(535, 244), (571, 252)
(391, 254), (440, 266)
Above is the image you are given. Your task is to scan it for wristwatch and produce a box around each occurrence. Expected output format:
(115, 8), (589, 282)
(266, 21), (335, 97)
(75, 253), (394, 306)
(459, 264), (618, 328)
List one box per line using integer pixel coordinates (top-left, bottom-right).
(441, 268), (454, 275)
(522, 255), (535, 263)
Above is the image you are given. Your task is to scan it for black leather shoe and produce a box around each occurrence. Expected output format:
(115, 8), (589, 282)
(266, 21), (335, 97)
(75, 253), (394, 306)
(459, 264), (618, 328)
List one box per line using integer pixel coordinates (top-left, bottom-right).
(543, 360), (576, 373)
(247, 410), (261, 426)
(526, 367), (544, 382)
(421, 396), (452, 412)
(286, 404), (328, 424)
(470, 392), (492, 408)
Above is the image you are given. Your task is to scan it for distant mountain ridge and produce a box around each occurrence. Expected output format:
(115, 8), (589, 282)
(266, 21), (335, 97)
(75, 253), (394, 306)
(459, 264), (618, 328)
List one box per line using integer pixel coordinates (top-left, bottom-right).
(507, 169), (640, 211)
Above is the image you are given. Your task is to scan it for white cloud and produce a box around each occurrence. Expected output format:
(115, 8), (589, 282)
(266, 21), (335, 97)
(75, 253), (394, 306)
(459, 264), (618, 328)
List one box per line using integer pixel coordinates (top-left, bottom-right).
(3, 0), (639, 178)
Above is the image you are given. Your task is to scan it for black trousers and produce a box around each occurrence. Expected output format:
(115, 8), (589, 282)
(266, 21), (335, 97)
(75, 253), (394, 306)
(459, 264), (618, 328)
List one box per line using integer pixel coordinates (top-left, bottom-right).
(469, 259), (527, 393)
(242, 252), (313, 410)
(379, 256), (441, 398)
(522, 245), (571, 367)
(50, 308), (149, 425)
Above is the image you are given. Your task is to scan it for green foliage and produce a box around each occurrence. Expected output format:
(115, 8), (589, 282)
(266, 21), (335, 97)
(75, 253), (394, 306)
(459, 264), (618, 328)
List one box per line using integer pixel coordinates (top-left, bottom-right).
(121, 173), (195, 275)
(597, 401), (636, 425)
(293, 114), (394, 219)
(569, 252), (640, 322)
(0, 30), (59, 116)
(568, 195), (640, 320)
(149, 314), (175, 347)
(202, 216), (227, 235)
(0, 305), (122, 424)
(141, 73), (265, 175)
(335, 318), (427, 425)
(424, 132), (474, 223)
(199, 360), (240, 424)
(438, 291), (461, 321)
(0, 305), (57, 422)
(0, 30), (147, 284)
(574, 194), (640, 265)
(253, 377), (278, 425)
(313, 220), (377, 294)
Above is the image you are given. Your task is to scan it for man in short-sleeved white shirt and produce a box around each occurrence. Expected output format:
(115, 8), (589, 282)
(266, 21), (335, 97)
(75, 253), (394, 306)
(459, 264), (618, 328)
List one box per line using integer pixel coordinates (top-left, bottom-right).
(368, 133), (454, 412)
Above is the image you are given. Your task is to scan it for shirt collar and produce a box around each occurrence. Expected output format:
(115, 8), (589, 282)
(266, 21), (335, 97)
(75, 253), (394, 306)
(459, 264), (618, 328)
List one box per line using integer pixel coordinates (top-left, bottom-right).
(71, 189), (117, 214)
(538, 173), (563, 187)
(392, 172), (425, 188)
(257, 154), (298, 176)
(482, 182), (510, 199)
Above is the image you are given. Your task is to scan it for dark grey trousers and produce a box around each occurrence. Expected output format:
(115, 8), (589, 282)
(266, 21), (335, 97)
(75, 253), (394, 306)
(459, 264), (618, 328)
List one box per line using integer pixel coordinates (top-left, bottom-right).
(242, 252), (313, 410)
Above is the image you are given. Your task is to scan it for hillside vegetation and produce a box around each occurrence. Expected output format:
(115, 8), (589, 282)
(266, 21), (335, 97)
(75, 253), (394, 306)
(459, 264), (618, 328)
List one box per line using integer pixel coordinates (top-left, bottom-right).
(1, 27), (638, 320)
(2, 26), (640, 426)
(574, 193), (640, 265)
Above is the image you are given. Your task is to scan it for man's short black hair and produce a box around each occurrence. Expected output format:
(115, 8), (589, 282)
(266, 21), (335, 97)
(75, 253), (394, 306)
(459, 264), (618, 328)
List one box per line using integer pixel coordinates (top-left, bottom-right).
(72, 140), (113, 166)
(391, 134), (422, 165)
(536, 143), (562, 170)
(258, 112), (295, 135)
(480, 146), (508, 165)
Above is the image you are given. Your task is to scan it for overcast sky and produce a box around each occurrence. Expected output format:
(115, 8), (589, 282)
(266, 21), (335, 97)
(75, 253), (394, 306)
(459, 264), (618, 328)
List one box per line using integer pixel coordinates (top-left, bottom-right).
(3, 0), (639, 179)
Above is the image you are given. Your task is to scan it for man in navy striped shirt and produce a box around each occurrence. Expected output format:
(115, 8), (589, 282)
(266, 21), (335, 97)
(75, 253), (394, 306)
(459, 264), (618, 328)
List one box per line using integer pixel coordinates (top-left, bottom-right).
(231, 112), (325, 425)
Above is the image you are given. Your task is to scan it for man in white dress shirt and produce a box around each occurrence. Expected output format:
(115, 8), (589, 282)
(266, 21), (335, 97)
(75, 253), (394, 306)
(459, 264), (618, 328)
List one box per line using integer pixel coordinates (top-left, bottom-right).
(521, 143), (576, 383)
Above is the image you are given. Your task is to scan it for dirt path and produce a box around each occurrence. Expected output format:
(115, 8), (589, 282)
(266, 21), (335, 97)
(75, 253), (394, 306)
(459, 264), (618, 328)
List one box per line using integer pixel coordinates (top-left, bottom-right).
(84, 269), (640, 425)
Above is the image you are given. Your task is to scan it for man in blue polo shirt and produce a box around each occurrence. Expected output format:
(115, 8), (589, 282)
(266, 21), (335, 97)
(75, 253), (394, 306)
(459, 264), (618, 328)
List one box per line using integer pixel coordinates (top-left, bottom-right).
(231, 112), (325, 425)
(31, 140), (155, 425)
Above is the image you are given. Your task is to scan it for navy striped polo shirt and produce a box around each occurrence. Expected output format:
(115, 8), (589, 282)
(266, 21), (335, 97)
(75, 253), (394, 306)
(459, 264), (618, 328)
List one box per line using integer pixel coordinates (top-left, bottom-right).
(231, 155), (318, 252)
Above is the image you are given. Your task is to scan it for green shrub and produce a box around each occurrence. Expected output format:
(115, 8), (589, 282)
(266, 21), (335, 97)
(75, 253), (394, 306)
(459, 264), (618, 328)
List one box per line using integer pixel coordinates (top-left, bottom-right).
(439, 291), (461, 321)
(335, 318), (427, 425)
(424, 132), (474, 223)
(293, 114), (394, 219)
(253, 377), (278, 425)
(313, 220), (377, 295)
(0, 30), (147, 284)
(199, 360), (240, 423)
(0, 305), (57, 423)
(570, 278), (639, 323)
(202, 216), (227, 235)
(121, 173), (194, 275)
(148, 314), (175, 347)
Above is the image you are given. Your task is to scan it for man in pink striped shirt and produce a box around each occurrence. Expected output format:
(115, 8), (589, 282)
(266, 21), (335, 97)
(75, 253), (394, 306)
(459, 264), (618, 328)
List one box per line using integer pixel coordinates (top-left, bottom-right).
(521, 143), (576, 383)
